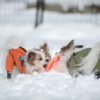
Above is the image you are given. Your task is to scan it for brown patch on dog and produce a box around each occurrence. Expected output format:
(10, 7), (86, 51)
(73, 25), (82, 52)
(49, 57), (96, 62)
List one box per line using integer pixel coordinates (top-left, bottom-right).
(60, 40), (74, 53)
(67, 40), (74, 49)
(40, 43), (51, 59)
(27, 52), (36, 65)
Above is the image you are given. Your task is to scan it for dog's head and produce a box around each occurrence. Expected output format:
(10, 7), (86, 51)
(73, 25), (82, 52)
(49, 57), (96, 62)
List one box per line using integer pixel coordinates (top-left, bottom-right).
(23, 43), (51, 73)
(59, 40), (83, 67)
(60, 40), (83, 55)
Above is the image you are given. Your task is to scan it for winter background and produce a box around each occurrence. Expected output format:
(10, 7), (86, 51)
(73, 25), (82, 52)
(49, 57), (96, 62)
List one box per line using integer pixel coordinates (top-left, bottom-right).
(0, 0), (100, 100)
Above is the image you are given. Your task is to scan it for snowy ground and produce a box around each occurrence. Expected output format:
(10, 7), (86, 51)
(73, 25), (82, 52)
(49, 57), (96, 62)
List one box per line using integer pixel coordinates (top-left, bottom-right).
(0, 22), (100, 100)
(0, 2), (100, 100)
(0, 71), (100, 100)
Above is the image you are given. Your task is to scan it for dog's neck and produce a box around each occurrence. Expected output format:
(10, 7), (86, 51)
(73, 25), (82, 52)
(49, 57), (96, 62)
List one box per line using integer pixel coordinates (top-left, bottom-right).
(60, 48), (74, 63)
(26, 63), (45, 74)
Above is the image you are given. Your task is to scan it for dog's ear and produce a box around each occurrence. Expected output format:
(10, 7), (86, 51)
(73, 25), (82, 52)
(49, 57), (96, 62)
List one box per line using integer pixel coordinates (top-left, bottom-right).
(67, 40), (74, 49)
(60, 40), (74, 53)
(28, 52), (36, 61)
(40, 42), (48, 51)
(40, 42), (51, 59)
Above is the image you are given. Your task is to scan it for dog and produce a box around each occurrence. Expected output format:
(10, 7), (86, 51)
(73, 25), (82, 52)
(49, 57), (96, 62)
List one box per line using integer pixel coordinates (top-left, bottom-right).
(0, 36), (51, 79)
(59, 40), (84, 75)
(21, 43), (51, 74)
(51, 40), (100, 77)
(46, 40), (83, 75)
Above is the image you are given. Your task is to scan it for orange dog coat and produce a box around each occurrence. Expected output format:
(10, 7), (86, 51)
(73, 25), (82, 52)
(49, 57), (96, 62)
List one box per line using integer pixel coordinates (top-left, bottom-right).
(6, 47), (26, 74)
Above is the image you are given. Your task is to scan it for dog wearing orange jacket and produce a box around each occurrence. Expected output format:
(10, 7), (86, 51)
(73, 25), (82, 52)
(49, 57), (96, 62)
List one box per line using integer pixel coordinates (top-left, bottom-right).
(21, 43), (51, 74)
(6, 47), (27, 79)
(0, 36), (27, 79)
(0, 36), (51, 79)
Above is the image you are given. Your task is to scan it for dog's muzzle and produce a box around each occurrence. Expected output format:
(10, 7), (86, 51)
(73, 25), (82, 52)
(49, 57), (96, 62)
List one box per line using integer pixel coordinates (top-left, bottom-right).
(43, 64), (47, 69)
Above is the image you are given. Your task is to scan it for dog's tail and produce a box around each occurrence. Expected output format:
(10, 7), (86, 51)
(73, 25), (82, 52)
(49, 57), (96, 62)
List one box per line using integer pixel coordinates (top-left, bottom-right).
(77, 42), (100, 75)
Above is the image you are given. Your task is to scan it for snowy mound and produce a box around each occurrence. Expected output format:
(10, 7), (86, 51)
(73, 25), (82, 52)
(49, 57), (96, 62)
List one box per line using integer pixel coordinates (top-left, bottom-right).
(0, 70), (100, 100)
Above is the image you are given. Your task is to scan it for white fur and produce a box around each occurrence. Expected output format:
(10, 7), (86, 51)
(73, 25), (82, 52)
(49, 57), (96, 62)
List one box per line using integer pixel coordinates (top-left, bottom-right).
(1, 35), (24, 52)
(53, 46), (83, 75)
(77, 42), (100, 75)
(24, 49), (46, 74)
(25, 63), (45, 74)
(58, 42), (100, 76)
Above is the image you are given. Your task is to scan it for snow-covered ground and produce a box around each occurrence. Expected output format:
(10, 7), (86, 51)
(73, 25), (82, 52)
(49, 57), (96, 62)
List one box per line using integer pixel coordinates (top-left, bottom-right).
(0, 71), (100, 100)
(0, 22), (100, 100)
(0, 1), (100, 100)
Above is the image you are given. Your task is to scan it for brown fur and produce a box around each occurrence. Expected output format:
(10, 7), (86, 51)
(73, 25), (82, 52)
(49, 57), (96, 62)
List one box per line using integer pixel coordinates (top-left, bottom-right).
(60, 40), (74, 53)
(40, 42), (51, 59)
(23, 43), (51, 74)
(27, 52), (36, 65)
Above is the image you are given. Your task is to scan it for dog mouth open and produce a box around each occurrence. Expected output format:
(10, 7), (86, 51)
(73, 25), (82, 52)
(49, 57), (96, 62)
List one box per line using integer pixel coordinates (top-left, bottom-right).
(43, 64), (47, 69)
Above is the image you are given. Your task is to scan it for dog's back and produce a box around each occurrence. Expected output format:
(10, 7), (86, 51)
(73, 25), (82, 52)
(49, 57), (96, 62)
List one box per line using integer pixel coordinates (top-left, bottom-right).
(0, 35), (24, 79)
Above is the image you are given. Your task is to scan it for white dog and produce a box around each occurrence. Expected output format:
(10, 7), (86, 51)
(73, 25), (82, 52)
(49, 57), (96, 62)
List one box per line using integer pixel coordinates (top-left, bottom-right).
(22, 43), (51, 74)
(0, 36), (51, 79)
(50, 40), (100, 77)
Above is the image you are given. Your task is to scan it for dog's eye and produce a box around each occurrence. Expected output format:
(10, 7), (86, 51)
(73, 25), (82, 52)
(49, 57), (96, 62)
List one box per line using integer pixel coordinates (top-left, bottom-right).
(45, 59), (49, 62)
(39, 58), (43, 61)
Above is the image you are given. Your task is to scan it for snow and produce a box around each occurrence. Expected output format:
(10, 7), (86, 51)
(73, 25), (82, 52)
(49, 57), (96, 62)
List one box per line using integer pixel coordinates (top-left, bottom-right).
(0, 1), (100, 100)
(0, 70), (100, 100)
(0, 22), (100, 100)
(0, 23), (100, 54)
